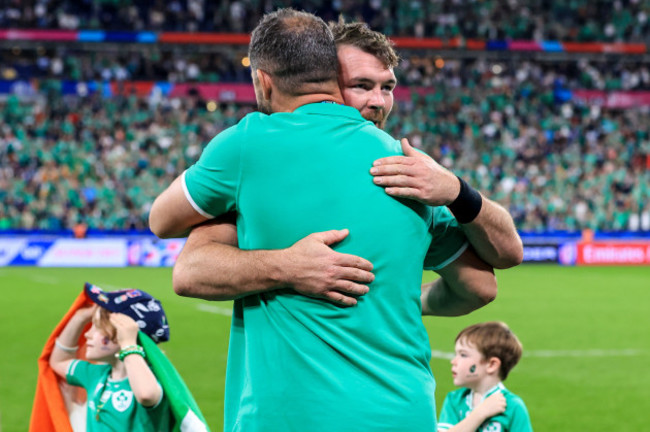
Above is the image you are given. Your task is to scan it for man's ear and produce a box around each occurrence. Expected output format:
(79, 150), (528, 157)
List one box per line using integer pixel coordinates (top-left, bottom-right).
(256, 69), (273, 101)
(486, 356), (501, 376)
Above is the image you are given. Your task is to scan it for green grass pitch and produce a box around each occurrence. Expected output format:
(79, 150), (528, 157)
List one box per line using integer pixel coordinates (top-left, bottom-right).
(1, 265), (649, 431)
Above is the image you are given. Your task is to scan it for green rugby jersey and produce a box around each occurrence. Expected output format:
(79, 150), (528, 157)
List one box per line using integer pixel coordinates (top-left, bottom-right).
(67, 360), (170, 431)
(184, 103), (467, 431)
(438, 383), (533, 432)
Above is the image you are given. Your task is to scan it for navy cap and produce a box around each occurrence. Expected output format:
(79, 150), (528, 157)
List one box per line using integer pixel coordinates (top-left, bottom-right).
(84, 282), (170, 343)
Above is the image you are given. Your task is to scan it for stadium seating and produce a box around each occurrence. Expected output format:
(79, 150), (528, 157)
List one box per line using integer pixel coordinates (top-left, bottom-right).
(2, 3), (650, 232)
(3, 0), (649, 42)
(2, 57), (650, 232)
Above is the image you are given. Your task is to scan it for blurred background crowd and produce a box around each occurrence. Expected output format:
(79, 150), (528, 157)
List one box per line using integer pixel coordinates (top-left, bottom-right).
(4, 0), (650, 41)
(2, 1), (650, 233)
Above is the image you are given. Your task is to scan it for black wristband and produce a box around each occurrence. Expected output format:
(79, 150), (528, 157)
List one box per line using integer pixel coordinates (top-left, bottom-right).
(447, 176), (483, 224)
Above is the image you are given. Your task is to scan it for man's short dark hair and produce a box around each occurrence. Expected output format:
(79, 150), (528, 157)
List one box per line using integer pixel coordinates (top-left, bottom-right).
(249, 9), (338, 95)
(330, 18), (400, 69)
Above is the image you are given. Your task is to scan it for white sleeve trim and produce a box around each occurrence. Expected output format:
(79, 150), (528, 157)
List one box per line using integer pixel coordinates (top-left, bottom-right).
(437, 423), (453, 431)
(181, 170), (215, 219)
(67, 359), (79, 376)
(424, 241), (469, 271)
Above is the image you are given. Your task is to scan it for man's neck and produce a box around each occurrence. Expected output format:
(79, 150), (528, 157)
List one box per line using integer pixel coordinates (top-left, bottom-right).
(270, 85), (344, 112)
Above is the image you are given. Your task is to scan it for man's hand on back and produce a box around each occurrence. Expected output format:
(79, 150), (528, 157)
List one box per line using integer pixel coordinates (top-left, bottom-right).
(279, 229), (374, 306)
(370, 138), (460, 206)
(371, 138), (523, 269)
(174, 222), (375, 306)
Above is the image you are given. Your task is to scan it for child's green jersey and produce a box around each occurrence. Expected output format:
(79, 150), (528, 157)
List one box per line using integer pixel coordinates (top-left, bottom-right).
(67, 360), (170, 431)
(438, 382), (533, 432)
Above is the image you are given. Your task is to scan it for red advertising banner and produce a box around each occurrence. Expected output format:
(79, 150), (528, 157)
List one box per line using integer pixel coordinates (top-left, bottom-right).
(509, 41), (542, 51)
(572, 90), (650, 108)
(110, 81), (155, 97)
(575, 242), (650, 265)
(159, 32), (250, 45)
(391, 36), (462, 49)
(0, 29), (77, 41)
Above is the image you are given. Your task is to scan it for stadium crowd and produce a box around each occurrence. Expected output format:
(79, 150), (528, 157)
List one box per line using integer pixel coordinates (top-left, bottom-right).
(2, 52), (650, 233)
(5, 46), (650, 92)
(2, 0), (650, 42)
(384, 57), (650, 232)
(0, 90), (253, 231)
(1, 47), (250, 83)
(2, 2), (650, 233)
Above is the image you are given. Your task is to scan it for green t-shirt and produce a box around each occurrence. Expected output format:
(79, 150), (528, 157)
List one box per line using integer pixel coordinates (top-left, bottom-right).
(66, 360), (170, 432)
(438, 383), (533, 432)
(184, 103), (467, 432)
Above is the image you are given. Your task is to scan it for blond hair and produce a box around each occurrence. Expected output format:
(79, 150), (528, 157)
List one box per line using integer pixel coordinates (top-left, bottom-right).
(93, 307), (117, 342)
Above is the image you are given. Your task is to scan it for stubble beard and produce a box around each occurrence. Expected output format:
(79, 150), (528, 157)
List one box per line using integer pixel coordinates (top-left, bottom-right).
(363, 108), (390, 130)
(367, 113), (387, 130)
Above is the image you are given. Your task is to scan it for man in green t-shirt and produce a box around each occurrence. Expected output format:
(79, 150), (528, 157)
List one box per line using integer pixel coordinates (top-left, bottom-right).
(155, 20), (522, 315)
(150, 10), (515, 432)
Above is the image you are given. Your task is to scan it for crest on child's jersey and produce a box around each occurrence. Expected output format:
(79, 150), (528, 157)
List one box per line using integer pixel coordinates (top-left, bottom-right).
(480, 422), (502, 432)
(111, 389), (133, 412)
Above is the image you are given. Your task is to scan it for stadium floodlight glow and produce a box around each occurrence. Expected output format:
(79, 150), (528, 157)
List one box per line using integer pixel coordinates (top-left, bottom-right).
(241, 56), (251, 67)
(2, 68), (17, 80)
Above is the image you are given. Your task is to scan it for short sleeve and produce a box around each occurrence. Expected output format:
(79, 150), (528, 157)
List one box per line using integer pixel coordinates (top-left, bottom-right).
(508, 396), (533, 432)
(183, 125), (242, 219)
(437, 392), (461, 431)
(424, 206), (469, 270)
(66, 360), (109, 389)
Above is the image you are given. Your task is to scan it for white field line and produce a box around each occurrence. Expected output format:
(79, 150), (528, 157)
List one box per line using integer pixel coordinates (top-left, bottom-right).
(431, 348), (646, 360)
(189, 313), (648, 358)
(98, 284), (130, 291)
(25, 274), (133, 290)
(24, 274), (60, 285)
(196, 303), (233, 316)
(524, 348), (645, 358)
(25, 276), (142, 294)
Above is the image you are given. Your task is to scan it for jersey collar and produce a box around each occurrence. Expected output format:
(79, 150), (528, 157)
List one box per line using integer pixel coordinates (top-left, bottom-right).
(465, 382), (506, 408)
(293, 102), (366, 122)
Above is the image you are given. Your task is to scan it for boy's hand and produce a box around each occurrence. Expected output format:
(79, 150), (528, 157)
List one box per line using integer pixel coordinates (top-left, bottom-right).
(477, 391), (507, 418)
(73, 304), (98, 324)
(109, 313), (140, 348)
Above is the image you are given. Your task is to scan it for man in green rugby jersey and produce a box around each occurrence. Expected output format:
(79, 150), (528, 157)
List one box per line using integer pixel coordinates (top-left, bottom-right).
(150, 10), (520, 432)
(154, 19), (522, 315)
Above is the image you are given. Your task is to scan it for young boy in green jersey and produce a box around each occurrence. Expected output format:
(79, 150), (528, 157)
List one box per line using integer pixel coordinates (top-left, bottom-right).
(50, 283), (171, 431)
(437, 321), (533, 432)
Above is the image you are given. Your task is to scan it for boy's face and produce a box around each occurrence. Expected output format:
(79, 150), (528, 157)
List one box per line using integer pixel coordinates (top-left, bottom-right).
(450, 338), (489, 389)
(84, 308), (120, 361)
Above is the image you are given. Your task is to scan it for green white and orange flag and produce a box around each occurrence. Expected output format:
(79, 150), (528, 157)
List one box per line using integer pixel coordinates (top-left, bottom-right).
(138, 332), (211, 432)
(29, 290), (211, 432)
